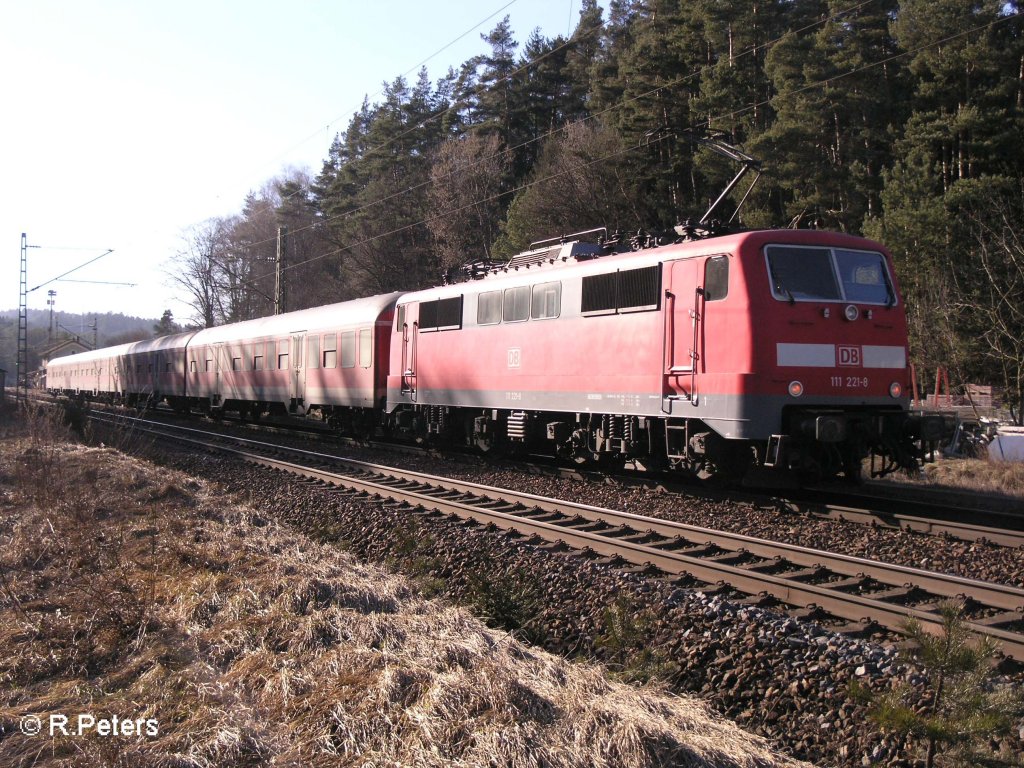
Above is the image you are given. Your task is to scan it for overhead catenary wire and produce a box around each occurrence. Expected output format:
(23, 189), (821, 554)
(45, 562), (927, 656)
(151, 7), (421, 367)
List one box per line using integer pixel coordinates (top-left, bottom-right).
(29, 248), (115, 293)
(262, 0), (523, 179)
(238, 2), (597, 227)
(228, 0), (880, 282)
(56, 278), (137, 287)
(232, 0), (877, 261)
(255, 5), (1021, 287)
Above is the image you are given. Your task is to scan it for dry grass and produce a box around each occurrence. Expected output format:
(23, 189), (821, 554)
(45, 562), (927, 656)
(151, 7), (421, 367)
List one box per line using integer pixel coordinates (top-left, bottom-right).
(918, 456), (1024, 495)
(872, 454), (1024, 496)
(0, 432), (806, 767)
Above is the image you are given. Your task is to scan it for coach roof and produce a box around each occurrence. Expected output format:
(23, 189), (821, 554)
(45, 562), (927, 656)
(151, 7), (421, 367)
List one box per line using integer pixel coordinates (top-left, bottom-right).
(188, 292), (402, 347)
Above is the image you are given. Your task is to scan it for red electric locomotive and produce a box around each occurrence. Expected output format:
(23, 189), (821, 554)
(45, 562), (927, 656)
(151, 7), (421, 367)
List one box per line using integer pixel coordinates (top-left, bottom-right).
(387, 227), (947, 481)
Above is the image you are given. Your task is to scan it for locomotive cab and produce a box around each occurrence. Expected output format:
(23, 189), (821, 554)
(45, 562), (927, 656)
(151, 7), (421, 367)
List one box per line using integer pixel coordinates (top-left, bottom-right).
(753, 237), (944, 478)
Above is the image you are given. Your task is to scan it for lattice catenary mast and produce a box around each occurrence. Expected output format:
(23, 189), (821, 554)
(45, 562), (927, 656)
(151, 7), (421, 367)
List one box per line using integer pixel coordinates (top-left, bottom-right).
(16, 233), (29, 403)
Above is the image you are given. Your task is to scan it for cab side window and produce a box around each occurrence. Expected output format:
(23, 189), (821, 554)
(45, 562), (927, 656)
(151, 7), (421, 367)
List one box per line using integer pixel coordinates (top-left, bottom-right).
(704, 256), (729, 301)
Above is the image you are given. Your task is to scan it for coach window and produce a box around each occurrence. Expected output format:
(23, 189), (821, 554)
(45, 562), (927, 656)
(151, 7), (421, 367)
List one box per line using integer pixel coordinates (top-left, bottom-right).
(277, 340), (289, 370)
(503, 286), (530, 322)
(323, 333), (337, 368)
(205, 357), (213, 373)
(704, 256), (729, 301)
(232, 356), (242, 371)
(359, 328), (372, 368)
(190, 360), (197, 373)
(531, 281), (561, 320)
(307, 336), (320, 369)
(477, 290), (502, 325)
(341, 331), (356, 368)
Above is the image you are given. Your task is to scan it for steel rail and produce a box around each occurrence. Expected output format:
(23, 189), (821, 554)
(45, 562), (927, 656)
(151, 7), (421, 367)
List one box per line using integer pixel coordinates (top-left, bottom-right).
(94, 413), (1024, 660)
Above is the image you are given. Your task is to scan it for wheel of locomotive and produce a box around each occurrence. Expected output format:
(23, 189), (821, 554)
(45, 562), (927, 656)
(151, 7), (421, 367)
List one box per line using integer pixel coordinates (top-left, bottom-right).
(842, 444), (865, 484)
(559, 428), (593, 465)
(596, 453), (627, 473)
(700, 441), (755, 485)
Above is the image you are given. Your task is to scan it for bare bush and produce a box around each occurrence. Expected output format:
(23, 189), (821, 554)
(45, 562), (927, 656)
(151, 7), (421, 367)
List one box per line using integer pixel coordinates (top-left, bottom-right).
(11, 403), (75, 506)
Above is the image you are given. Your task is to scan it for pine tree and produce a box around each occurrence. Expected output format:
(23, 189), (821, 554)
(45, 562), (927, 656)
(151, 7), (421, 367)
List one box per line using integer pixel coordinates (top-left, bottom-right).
(871, 0), (1023, 395)
(152, 310), (180, 337)
(854, 600), (1024, 767)
(822, 0), (909, 225)
(563, 0), (605, 118)
(472, 17), (522, 147)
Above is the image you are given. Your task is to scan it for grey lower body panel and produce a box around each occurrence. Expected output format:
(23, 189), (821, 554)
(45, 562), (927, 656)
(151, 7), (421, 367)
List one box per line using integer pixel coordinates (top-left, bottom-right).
(387, 387), (904, 441)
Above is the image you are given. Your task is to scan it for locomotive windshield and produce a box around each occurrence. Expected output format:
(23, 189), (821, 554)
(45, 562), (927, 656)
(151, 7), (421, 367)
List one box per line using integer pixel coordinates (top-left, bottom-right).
(765, 245), (895, 305)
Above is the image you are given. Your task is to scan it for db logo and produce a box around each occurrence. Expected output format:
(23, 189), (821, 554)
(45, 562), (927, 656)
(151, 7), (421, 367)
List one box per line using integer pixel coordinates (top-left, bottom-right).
(838, 345), (862, 367)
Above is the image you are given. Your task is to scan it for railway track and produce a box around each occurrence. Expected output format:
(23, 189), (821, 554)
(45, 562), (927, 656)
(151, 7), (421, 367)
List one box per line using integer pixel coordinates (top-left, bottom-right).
(528, 459), (1024, 550)
(91, 411), (1024, 661)
(794, 485), (1024, 540)
(41, 393), (1024, 549)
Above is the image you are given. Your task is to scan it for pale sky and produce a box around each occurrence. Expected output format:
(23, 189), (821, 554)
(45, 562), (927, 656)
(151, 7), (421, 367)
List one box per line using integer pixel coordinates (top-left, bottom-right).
(1, 0), (580, 323)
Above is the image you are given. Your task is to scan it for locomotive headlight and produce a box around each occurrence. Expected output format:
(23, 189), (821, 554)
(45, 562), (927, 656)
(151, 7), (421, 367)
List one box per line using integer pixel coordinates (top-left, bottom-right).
(843, 304), (859, 321)
(788, 380), (804, 397)
(889, 381), (903, 398)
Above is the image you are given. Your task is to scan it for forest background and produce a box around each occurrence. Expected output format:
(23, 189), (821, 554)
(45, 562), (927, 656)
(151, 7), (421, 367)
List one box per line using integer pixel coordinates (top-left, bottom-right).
(12, 0), (1024, 421)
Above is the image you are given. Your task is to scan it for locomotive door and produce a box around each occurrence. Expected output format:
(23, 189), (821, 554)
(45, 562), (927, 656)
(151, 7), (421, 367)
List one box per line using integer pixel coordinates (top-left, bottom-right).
(664, 259), (704, 405)
(400, 304), (417, 400)
(291, 334), (305, 409)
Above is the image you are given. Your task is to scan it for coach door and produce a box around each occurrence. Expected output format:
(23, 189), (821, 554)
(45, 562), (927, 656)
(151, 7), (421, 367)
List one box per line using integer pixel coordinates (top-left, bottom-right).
(213, 343), (225, 405)
(664, 259), (704, 407)
(291, 333), (305, 410)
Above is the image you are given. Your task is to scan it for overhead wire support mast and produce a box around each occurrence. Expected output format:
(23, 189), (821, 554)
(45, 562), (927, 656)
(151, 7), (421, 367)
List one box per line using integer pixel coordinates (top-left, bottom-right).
(16, 241), (115, 402)
(274, 226), (287, 315)
(16, 233), (38, 404)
